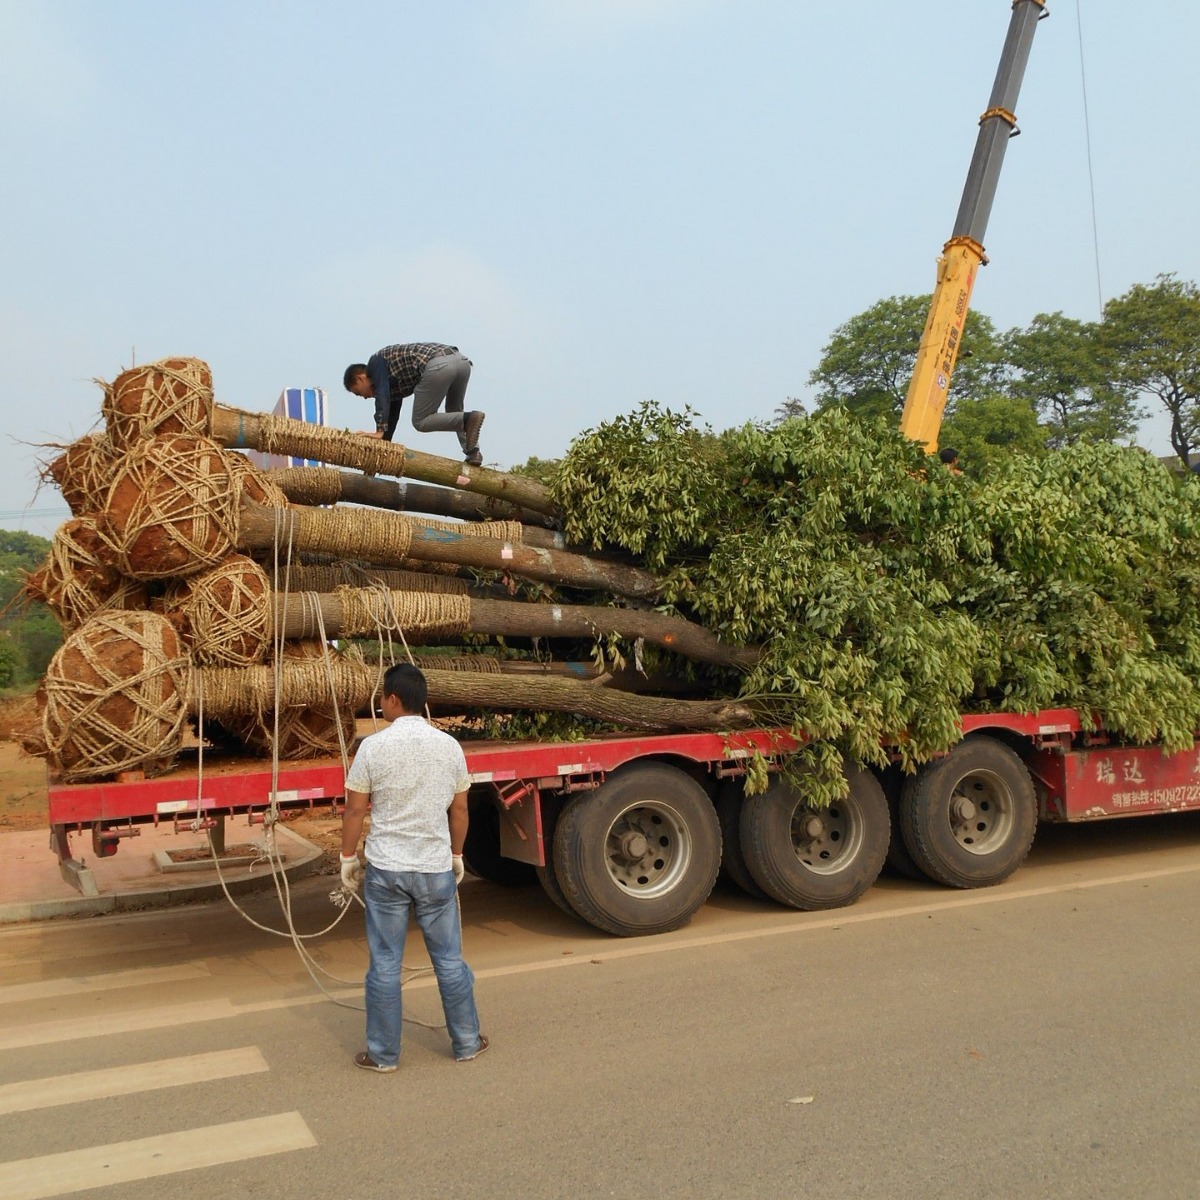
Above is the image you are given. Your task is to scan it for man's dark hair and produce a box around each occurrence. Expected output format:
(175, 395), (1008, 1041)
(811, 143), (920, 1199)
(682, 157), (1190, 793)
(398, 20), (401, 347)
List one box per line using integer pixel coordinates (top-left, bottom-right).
(382, 662), (427, 713)
(343, 363), (369, 391)
(938, 446), (959, 465)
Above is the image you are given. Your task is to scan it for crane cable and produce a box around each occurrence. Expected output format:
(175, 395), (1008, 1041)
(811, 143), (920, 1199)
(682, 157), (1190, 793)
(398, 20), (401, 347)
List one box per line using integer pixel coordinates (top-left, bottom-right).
(1074, 0), (1104, 316)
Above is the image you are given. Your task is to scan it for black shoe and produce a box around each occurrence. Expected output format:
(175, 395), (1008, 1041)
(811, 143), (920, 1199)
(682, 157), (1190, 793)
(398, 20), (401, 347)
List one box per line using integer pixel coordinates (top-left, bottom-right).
(462, 411), (486, 453)
(464, 449), (483, 467)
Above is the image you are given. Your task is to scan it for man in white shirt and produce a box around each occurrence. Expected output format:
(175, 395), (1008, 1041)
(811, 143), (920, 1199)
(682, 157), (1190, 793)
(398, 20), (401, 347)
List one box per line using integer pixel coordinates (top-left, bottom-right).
(340, 662), (488, 1070)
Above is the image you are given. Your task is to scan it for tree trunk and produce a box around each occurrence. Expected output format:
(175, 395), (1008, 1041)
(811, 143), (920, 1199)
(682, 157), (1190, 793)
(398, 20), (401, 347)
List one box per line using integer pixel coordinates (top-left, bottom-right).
(266, 466), (558, 529)
(211, 403), (555, 515)
(197, 659), (758, 732)
(271, 589), (758, 668)
(238, 498), (662, 599)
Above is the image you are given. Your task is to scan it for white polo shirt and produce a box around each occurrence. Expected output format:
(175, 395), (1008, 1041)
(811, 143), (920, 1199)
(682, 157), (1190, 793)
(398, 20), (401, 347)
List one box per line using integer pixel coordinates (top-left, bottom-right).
(344, 715), (470, 873)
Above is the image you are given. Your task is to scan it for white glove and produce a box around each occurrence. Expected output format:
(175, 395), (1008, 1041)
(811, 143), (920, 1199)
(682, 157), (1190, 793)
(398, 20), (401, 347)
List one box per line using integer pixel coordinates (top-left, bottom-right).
(452, 855), (465, 885)
(340, 853), (364, 892)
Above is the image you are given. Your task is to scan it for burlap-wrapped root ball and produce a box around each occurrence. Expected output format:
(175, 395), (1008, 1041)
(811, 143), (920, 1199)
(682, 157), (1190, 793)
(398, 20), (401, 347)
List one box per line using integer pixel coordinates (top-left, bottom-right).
(41, 610), (191, 781)
(103, 434), (239, 581)
(102, 357), (213, 451)
(23, 517), (149, 630)
(218, 640), (357, 760)
(222, 448), (290, 509)
(164, 554), (271, 666)
(43, 433), (118, 517)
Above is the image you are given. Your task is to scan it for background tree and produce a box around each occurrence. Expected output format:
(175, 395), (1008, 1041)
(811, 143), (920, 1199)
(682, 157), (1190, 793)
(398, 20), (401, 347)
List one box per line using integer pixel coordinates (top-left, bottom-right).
(801, 294), (1007, 422)
(939, 393), (1046, 477)
(1100, 274), (1200, 465)
(1003, 311), (1141, 449)
(0, 529), (60, 689)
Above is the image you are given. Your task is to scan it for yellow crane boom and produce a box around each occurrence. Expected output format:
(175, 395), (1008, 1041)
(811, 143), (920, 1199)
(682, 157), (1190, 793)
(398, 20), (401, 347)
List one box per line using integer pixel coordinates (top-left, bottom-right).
(899, 0), (1047, 452)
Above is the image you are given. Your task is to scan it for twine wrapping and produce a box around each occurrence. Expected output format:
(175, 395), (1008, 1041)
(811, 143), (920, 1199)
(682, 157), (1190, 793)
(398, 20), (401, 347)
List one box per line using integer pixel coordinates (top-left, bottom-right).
(333, 586), (471, 639)
(41, 610), (191, 781)
(409, 655), (502, 674)
(23, 517), (148, 630)
(44, 433), (118, 517)
(101, 357), (214, 451)
(263, 504), (413, 563)
(105, 435), (239, 579)
(259, 416), (402, 479)
(171, 555), (271, 666)
(223, 449), (290, 508)
(410, 517), (524, 543)
(267, 466), (343, 506)
(217, 640), (358, 758)
(267, 563), (468, 595)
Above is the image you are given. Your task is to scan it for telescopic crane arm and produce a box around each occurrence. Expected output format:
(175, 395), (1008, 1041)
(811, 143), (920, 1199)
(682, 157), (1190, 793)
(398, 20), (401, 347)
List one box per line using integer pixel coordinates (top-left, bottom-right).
(898, 0), (1047, 453)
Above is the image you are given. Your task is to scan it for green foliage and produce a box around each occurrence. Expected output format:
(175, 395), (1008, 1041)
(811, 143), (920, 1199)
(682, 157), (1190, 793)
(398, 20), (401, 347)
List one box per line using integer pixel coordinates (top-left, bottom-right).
(939, 393), (1047, 478)
(555, 406), (1200, 804)
(805, 295), (1007, 418)
(0, 529), (61, 687)
(1100, 274), (1200, 464)
(505, 455), (562, 486)
(1003, 311), (1141, 449)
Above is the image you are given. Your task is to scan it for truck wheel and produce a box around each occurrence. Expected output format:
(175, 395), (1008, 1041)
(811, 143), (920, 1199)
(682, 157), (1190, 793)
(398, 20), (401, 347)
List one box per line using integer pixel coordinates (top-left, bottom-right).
(553, 764), (721, 937)
(739, 762), (889, 910)
(714, 780), (768, 900)
(899, 737), (1036, 888)
(535, 803), (579, 918)
(462, 793), (538, 888)
(880, 764), (928, 882)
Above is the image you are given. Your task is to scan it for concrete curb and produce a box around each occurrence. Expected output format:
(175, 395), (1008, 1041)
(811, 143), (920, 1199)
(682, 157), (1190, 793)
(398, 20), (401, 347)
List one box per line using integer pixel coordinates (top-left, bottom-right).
(0, 827), (327, 926)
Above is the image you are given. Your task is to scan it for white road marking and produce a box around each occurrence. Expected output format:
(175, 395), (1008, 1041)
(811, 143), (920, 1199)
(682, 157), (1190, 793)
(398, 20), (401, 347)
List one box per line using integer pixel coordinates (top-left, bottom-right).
(0, 1112), (315, 1200)
(0, 999), (239, 1052)
(0, 964), (211, 1006)
(3, 859), (1199, 1050)
(0, 1046), (268, 1116)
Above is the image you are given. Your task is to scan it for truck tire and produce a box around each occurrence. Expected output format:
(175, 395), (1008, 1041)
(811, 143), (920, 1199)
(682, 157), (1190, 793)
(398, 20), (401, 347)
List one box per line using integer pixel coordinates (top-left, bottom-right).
(714, 780), (768, 900)
(553, 764), (722, 937)
(898, 736), (1037, 888)
(535, 803), (579, 918)
(739, 762), (889, 910)
(879, 764), (928, 882)
(462, 792), (538, 888)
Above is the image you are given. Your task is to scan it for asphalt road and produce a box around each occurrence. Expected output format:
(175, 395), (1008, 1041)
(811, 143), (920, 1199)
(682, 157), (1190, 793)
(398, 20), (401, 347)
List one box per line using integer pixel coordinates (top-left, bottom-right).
(2, 812), (1199, 1200)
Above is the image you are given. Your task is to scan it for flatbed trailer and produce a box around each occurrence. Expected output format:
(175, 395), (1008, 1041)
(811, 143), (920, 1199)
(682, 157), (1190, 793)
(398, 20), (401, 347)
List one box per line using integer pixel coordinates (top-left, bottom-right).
(45, 708), (1200, 935)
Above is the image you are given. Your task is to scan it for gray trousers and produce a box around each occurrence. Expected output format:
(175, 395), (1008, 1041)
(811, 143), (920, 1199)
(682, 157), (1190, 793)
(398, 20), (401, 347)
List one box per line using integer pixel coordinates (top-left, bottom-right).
(411, 352), (472, 438)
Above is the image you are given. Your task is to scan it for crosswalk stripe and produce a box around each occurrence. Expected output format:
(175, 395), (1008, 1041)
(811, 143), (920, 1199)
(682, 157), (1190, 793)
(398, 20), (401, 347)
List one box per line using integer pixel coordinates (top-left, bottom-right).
(0, 1046), (269, 1116)
(0, 999), (239, 1052)
(0, 1111), (316, 1200)
(0, 964), (211, 1005)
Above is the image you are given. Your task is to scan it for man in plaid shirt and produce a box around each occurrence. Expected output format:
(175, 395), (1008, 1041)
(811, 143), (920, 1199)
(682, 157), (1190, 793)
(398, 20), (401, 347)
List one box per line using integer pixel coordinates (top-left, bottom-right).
(344, 342), (486, 466)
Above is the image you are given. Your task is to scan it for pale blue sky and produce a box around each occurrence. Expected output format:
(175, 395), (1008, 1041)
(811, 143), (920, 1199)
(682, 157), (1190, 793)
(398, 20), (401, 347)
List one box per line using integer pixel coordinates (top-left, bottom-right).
(2, 0), (1197, 537)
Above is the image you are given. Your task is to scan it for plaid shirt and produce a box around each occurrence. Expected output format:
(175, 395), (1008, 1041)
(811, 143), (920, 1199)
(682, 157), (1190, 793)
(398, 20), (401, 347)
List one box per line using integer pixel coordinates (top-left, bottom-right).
(368, 342), (458, 430)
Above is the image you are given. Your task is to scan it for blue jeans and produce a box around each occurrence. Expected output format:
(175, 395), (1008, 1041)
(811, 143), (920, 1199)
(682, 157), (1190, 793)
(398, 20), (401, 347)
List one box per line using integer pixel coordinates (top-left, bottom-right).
(363, 863), (482, 1064)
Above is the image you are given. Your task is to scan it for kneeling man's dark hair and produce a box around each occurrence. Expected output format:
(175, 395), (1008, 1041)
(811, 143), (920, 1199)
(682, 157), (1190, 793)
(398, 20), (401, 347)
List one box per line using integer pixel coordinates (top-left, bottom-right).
(383, 662), (427, 713)
(343, 363), (369, 390)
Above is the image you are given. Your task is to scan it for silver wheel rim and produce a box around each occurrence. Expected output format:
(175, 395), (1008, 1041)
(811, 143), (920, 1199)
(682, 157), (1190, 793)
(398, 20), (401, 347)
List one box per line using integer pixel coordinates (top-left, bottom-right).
(788, 794), (865, 876)
(945, 768), (1015, 856)
(603, 801), (691, 898)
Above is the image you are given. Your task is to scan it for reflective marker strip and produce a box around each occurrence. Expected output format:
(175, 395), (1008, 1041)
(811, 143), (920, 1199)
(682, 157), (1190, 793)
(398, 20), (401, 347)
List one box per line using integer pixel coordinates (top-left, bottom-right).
(0, 1047), (268, 1116)
(0, 1112), (314, 1200)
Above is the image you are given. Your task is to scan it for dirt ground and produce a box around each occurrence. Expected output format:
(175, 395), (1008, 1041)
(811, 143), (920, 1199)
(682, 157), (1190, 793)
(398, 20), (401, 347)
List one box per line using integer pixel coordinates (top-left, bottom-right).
(0, 694), (343, 865)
